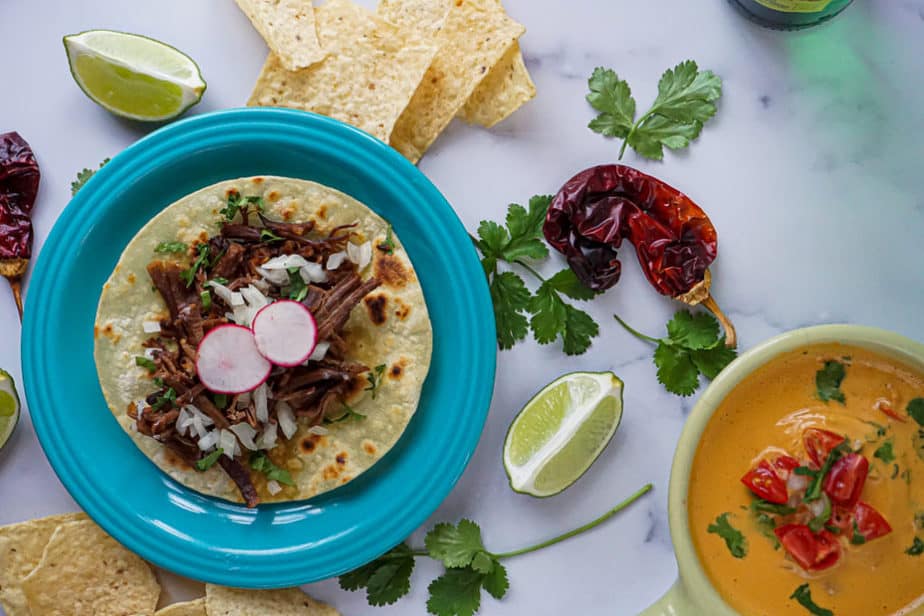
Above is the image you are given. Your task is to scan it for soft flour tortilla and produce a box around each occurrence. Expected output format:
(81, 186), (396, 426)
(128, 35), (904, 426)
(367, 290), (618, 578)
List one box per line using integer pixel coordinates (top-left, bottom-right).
(94, 176), (432, 505)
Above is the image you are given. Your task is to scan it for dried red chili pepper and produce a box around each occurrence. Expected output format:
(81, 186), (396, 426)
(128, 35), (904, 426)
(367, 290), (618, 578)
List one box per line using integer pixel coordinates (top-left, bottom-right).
(543, 164), (736, 347)
(0, 132), (40, 319)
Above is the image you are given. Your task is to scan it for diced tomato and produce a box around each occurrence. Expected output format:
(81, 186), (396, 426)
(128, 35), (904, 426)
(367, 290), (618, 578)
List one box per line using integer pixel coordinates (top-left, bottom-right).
(823, 453), (868, 507)
(803, 428), (847, 466)
(853, 501), (892, 541)
(771, 455), (800, 479)
(875, 399), (907, 422)
(828, 505), (854, 535)
(741, 460), (788, 504)
(774, 524), (841, 571)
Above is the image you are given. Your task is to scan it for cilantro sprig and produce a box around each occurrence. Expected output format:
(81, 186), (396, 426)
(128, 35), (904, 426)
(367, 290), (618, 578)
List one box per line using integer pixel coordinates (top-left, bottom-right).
(365, 364), (386, 400)
(907, 537), (924, 556)
(154, 241), (188, 254)
(340, 484), (652, 616)
(707, 513), (747, 558)
(249, 450), (294, 486)
(70, 158), (110, 196)
(324, 403), (366, 424)
(195, 448), (224, 472)
(587, 61), (722, 161)
(816, 360), (846, 404)
(180, 244), (210, 287)
(790, 584), (833, 616)
(613, 311), (736, 396)
(473, 196), (599, 355)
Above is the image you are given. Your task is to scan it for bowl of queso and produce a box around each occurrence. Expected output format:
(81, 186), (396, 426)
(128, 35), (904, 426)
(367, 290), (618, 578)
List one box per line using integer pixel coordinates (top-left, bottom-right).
(641, 325), (924, 616)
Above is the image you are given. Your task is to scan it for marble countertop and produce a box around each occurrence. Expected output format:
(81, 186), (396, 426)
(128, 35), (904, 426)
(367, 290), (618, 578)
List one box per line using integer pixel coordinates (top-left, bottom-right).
(2, 1), (924, 614)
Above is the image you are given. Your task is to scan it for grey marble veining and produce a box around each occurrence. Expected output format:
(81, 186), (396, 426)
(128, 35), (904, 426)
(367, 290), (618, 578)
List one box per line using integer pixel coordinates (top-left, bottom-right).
(1, 1), (923, 614)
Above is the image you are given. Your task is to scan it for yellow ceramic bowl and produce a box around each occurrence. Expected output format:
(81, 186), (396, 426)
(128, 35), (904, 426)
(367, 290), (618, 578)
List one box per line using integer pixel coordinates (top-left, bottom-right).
(641, 324), (924, 616)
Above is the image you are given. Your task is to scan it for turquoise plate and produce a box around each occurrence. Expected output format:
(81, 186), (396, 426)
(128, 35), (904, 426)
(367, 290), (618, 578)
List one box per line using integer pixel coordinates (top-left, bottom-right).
(21, 108), (496, 587)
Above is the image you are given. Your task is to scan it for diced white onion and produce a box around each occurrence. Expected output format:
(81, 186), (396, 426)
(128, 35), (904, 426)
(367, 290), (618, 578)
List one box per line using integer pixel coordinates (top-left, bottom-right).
(308, 425), (329, 436)
(347, 241), (372, 270)
(143, 347), (157, 359)
(176, 408), (193, 435)
(254, 383), (269, 423)
(306, 341), (330, 363)
(266, 480), (283, 495)
(787, 473), (808, 492)
(256, 422), (278, 450)
(807, 496), (828, 518)
(262, 254), (311, 271)
(256, 266), (290, 286)
(197, 429), (220, 451)
(207, 280), (244, 307)
(191, 414), (207, 439)
(142, 321), (161, 333)
(276, 401), (297, 439)
(232, 284), (272, 327)
(219, 428), (240, 457)
(299, 261), (327, 284)
(236, 391), (252, 409)
(326, 251), (347, 270)
(252, 278), (271, 294)
(230, 422), (258, 451)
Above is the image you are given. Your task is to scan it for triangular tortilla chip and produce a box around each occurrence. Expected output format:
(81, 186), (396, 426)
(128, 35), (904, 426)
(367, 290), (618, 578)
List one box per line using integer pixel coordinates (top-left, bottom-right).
(234, 0), (326, 71)
(205, 585), (338, 615)
(459, 41), (535, 128)
(155, 598), (206, 616)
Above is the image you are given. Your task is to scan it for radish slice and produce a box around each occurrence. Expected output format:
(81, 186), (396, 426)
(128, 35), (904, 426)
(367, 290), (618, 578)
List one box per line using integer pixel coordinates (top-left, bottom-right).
(195, 324), (271, 394)
(251, 300), (317, 367)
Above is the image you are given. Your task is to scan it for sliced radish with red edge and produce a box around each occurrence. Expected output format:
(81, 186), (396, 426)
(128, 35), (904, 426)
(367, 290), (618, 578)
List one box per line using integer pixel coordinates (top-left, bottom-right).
(251, 300), (317, 367)
(195, 324), (271, 394)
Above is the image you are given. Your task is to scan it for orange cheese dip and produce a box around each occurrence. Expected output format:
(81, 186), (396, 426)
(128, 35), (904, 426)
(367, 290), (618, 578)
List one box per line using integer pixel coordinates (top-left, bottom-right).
(689, 343), (924, 616)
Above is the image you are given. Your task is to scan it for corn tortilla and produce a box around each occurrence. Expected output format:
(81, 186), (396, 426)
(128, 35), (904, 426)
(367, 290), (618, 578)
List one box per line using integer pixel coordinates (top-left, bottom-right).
(381, 0), (525, 162)
(247, 0), (438, 142)
(459, 41), (535, 128)
(234, 0), (326, 71)
(155, 598), (206, 616)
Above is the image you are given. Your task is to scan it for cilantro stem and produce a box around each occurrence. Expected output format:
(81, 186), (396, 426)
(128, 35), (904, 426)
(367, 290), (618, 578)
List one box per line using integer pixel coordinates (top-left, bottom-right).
(513, 259), (546, 283)
(613, 314), (661, 344)
(491, 483), (653, 559)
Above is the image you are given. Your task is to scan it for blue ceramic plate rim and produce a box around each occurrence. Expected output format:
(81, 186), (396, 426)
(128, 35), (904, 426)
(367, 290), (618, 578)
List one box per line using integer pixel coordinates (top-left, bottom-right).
(21, 107), (496, 587)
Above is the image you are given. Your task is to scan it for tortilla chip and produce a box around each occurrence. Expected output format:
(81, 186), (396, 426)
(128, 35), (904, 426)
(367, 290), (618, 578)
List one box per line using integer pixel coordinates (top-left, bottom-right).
(248, 0), (438, 142)
(459, 41), (535, 127)
(234, 0), (325, 71)
(204, 585), (339, 616)
(0, 513), (87, 616)
(155, 598), (206, 616)
(380, 0), (525, 162)
(20, 519), (160, 616)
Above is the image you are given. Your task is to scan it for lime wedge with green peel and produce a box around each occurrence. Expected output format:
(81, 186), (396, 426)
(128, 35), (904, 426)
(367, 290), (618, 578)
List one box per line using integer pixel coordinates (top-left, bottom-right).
(64, 30), (206, 122)
(0, 369), (20, 451)
(504, 371), (624, 497)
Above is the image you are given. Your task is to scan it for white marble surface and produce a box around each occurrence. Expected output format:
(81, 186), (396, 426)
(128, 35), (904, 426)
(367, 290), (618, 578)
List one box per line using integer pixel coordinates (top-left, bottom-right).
(2, 1), (924, 614)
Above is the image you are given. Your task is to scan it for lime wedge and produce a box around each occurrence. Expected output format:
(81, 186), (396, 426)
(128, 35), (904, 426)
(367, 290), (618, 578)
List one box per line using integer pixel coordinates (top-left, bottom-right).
(503, 371), (623, 497)
(63, 30), (206, 122)
(0, 369), (21, 451)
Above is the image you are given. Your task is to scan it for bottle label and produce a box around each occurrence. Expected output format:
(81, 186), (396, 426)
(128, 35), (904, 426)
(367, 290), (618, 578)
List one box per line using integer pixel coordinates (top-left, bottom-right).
(751, 0), (834, 12)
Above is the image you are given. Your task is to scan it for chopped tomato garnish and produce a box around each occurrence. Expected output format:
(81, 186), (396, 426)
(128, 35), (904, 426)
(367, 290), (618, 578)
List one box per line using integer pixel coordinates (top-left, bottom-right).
(853, 501), (892, 541)
(823, 453), (868, 507)
(774, 524), (841, 570)
(741, 460), (788, 504)
(771, 455), (800, 479)
(803, 428), (847, 466)
(828, 505), (854, 535)
(875, 399), (907, 422)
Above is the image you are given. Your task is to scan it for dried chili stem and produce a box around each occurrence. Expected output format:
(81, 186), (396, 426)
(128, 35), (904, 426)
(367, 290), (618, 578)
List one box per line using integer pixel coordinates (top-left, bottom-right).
(702, 294), (736, 349)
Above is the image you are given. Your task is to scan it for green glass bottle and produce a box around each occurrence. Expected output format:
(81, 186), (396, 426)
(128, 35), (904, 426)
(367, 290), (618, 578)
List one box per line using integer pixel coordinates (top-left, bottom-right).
(729, 0), (852, 30)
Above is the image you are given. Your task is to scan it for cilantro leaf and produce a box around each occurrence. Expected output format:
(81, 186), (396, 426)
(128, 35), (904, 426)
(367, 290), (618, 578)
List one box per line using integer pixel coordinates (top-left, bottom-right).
(790, 583), (833, 616)
(470, 552), (494, 575)
(908, 398), (924, 426)
(545, 268), (596, 301)
(155, 241), (188, 254)
(816, 360), (847, 404)
(666, 311), (720, 350)
(480, 561), (508, 600)
(654, 343), (699, 396)
(587, 67), (636, 139)
(287, 267), (308, 301)
(195, 448), (223, 472)
(365, 364), (386, 400)
(907, 537), (924, 556)
(324, 403), (366, 424)
(690, 342), (737, 379)
(248, 451), (294, 486)
(219, 191), (243, 221)
(135, 356), (156, 373)
(70, 158), (110, 196)
(561, 305), (598, 356)
(527, 281), (566, 345)
(426, 567), (483, 616)
(707, 513), (747, 559)
(528, 271), (597, 354)
(260, 229), (284, 243)
(379, 225), (396, 255)
(501, 196), (551, 262)
(425, 520), (485, 568)
(339, 543), (415, 606)
(180, 244), (210, 287)
(490, 271), (531, 349)
(874, 439), (895, 464)
(587, 60), (721, 160)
